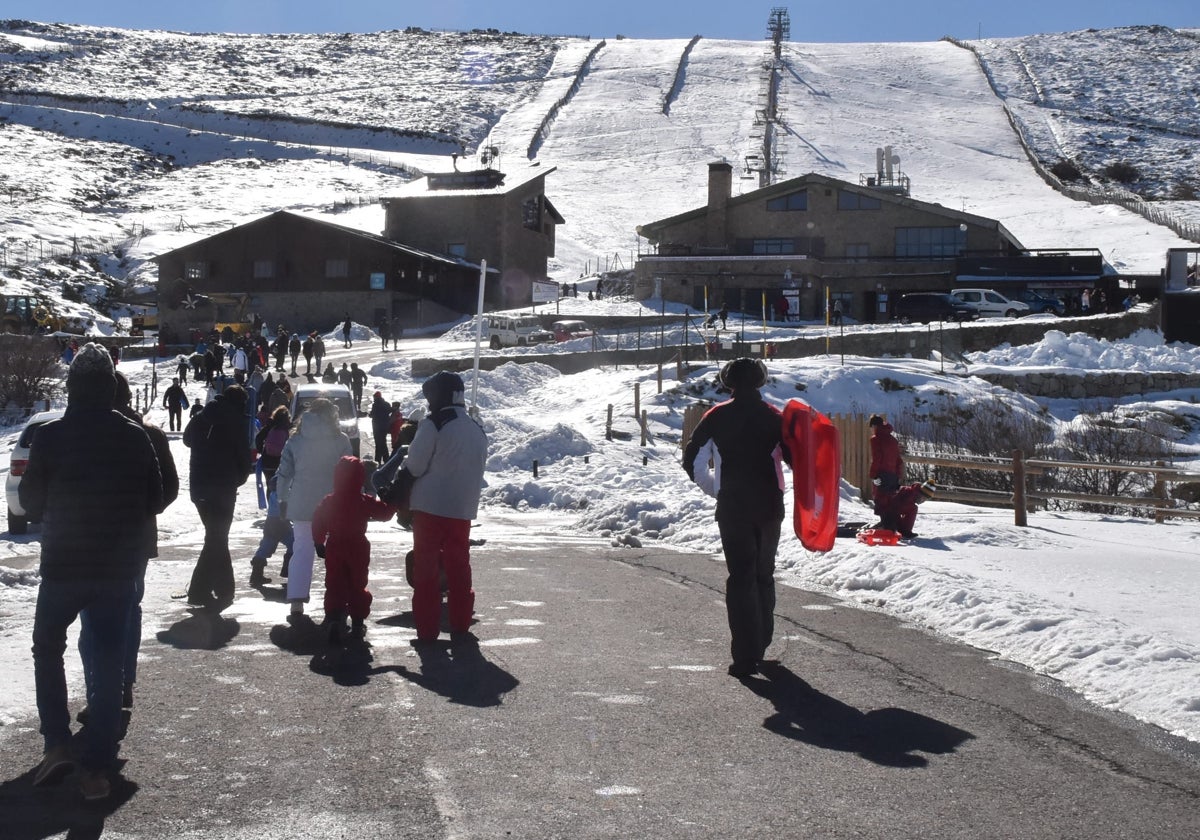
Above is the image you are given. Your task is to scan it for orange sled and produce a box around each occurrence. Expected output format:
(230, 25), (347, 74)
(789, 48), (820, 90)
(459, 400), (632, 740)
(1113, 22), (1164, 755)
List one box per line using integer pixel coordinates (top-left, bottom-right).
(856, 528), (901, 546)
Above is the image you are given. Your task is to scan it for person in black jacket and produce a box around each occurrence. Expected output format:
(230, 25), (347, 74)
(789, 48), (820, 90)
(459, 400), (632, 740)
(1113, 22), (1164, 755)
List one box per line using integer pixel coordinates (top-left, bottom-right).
(21, 343), (164, 800)
(162, 377), (188, 432)
(182, 384), (252, 612)
(368, 391), (393, 463)
(682, 358), (790, 678)
(79, 371), (179, 718)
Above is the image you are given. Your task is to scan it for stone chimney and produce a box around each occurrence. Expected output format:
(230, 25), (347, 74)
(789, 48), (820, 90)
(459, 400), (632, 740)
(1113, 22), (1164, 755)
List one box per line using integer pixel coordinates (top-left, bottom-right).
(705, 161), (732, 248)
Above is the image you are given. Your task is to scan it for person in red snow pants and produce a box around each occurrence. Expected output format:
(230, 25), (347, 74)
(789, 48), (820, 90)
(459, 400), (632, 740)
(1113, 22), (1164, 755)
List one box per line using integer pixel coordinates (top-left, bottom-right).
(311, 456), (394, 639)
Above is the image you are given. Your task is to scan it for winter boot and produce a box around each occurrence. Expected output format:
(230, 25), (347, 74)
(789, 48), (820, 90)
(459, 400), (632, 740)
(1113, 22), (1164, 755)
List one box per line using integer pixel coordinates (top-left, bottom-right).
(325, 611), (346, 645)
(249, 558), (270, 587)
(350, 618), (367, 640)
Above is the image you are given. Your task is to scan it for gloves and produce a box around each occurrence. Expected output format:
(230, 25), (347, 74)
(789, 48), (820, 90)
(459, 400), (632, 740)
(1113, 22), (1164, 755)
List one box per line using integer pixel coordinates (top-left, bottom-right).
(315, 544), (326, 558)
(279, 502), (288, 521)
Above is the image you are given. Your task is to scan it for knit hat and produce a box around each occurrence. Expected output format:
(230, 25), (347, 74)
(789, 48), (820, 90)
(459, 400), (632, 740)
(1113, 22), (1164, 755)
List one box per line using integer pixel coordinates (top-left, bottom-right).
(719, 357), (768, 391)
(67, 342), (116, 407)
(422, 371), (465, 412)
(917, 480), (937, 502)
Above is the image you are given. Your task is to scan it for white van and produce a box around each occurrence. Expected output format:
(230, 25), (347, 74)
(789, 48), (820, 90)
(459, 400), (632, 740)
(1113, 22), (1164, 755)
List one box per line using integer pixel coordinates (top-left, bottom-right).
(487, 314), (554, 350)
(950, 289), (1029, 318)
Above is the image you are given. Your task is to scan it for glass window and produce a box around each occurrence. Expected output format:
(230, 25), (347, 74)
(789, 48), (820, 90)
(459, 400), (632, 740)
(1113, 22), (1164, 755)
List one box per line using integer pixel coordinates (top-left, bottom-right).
(766, 191), (808, 211)
(253, 259), (274, 279)
(895, 227), (966, 258)
(838, 190), (881, 210)
(447, 243), (467, 259)
(751, 238), (796, 255)
(845, 243), (869, 261)
(523, 197), (541, 230)
(325, 258), (349, 278)
(184, 261), (207, 280)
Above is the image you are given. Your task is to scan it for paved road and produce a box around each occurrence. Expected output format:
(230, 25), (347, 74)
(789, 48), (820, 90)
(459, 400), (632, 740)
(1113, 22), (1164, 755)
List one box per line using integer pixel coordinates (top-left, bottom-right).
(1, 514), (1198, 839)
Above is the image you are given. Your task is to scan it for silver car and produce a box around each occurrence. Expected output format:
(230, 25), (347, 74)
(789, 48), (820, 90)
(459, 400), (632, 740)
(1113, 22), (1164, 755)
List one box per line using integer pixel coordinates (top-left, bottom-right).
(5, 408), (65, 534)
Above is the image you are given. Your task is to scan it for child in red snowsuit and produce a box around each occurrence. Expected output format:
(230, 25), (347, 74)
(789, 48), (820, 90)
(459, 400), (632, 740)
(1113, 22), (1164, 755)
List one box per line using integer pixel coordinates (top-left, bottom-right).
(874, 480), (935, 539)
(311, 456), (395, 642)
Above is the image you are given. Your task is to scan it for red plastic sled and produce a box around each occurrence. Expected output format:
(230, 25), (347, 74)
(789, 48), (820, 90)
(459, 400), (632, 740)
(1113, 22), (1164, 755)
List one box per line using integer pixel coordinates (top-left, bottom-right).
(782, 399), (841, 553)
(856, 528), (901, 546)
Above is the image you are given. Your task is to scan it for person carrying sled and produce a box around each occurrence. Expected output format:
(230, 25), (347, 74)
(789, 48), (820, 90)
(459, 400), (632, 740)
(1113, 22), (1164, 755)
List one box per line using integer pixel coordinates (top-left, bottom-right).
(311, 456), (395, 643)
(682, 357), (790, 679)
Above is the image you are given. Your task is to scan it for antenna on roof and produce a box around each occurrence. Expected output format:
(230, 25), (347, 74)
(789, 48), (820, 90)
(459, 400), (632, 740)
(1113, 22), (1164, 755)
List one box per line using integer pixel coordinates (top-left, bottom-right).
(480, 145), (501, 170)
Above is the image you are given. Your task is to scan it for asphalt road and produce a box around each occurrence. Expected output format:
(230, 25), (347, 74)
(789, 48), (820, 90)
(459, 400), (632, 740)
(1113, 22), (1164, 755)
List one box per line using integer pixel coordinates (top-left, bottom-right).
(1, 514), (1198, 839)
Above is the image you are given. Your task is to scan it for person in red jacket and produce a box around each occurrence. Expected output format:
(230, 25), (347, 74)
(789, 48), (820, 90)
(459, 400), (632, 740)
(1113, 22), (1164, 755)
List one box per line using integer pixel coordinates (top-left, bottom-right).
(868, 414), (903, 495)
(311, 456), (395, 643)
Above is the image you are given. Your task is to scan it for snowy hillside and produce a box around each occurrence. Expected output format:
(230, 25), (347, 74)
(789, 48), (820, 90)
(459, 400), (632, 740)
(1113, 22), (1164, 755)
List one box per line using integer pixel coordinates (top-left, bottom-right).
(0, 18), (1197, 331)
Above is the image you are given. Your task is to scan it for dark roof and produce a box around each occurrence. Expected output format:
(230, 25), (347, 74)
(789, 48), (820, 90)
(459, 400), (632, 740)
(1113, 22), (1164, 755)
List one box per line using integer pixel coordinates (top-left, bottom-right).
(636, 171), (1020, 247)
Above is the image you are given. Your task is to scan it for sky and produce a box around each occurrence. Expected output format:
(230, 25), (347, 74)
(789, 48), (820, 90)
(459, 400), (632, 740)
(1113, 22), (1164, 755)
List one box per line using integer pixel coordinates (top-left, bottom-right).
(6, 0), (1197, 43)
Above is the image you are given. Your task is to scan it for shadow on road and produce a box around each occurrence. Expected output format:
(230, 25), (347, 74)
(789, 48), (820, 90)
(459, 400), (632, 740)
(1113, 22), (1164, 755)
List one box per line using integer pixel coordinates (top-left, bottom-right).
(396, 637), (520, 707)
(0, 761), (138, 840)
(155, 612), (240, 650)
(742, 662), (975, 767)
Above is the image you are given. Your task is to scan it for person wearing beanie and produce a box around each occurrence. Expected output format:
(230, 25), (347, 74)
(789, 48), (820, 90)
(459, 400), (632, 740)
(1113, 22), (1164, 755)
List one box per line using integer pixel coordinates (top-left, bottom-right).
(874, 479), (936, 540)
(182, 384), (252, 612)
(21, 342), (164, 800)
(79, 371), (178, 724)
(682, 358), (790, 679)
(374, 370), (487, 643)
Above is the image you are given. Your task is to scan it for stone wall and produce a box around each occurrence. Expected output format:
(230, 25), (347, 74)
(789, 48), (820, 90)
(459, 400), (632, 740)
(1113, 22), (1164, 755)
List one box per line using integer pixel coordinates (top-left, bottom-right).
(975, 370), (1200, 399)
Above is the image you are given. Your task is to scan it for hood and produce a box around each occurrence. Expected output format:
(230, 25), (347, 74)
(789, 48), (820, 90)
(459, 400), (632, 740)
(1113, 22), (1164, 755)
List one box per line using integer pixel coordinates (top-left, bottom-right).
(333, 455), (365, 496)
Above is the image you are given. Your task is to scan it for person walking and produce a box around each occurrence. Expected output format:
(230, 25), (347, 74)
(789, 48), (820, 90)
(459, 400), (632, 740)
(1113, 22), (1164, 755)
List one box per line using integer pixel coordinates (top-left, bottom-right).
(369, 391), (393, 463)
(272, 330), (288, 372)
(176, 354), (189, 384)
(79, 371), (178, 723)
(250, 473), (293, 587)
(376, 372), (487, 643)
(255, 405), (292, 483)
(349, 362), (368, 411)
(312, 333), (326, 375)
(391, 321), (402, 351)
(682, 358), (789, 678)
(162, 376), (188, 432)
(181, 384), (252, 613)
(341, 314), (353, 348)
(275, 398), (352, 618)
(287, 333), (301, 377)
(302, 333), (315, 376)
(21, 343), (164, 800)
(337, 363), (352, 387)
(311, 456), (395, 643)
(379, 317), (390, 352)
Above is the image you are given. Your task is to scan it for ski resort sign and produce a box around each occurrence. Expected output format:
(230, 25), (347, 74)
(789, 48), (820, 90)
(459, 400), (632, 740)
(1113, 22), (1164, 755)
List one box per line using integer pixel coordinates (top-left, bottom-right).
(531, 279), (558, 304)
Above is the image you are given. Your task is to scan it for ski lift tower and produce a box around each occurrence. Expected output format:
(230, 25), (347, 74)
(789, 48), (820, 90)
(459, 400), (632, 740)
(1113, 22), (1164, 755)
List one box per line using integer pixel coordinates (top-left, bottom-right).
(767, 7), (790, 60)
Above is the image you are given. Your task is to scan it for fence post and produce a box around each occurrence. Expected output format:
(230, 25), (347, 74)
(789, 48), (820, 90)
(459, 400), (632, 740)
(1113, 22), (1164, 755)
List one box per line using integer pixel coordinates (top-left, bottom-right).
(606, 404), (613, 441)
(1153, 460), (1166, 524)
(1012, 449), (1027, 527)
(633, 382), (640, 421)
(656, 363), (663, 394)
(640, 410), (648, 446)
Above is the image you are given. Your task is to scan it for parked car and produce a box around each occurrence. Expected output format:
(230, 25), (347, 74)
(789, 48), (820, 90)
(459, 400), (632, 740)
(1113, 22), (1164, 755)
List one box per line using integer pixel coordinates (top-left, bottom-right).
(289, 383), (361, 456)
(6, 408), (65, 534)
(950, 288), (1030, 318)
(487, 314), (554, 350)
(893, 293), (979, 323)
(1011, 289), (1065, 316)
(551, 319), (595, 342)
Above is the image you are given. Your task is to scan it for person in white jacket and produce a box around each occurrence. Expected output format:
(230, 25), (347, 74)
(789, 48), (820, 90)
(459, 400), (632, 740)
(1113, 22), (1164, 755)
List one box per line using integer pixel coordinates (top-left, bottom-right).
(383, 371), (488, 643)
(275, 398), (352, 617)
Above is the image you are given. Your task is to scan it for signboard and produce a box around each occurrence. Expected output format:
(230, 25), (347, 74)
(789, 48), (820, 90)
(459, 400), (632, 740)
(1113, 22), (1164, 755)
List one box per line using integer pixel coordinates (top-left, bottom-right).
(369, 272), (386, 290)
(531, 279), (558, 304)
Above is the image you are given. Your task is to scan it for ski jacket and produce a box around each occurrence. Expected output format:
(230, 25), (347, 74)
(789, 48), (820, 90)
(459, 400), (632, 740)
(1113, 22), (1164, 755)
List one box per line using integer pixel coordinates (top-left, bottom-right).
(869, 422), (904, 489)
(394, 405), (488, 521)
(311, 456), (394, 557)
(682, 390), (787, 524)
(275, 413), (352, 521)
(21, 405), (163, 581)
(184, 392), (252, 501)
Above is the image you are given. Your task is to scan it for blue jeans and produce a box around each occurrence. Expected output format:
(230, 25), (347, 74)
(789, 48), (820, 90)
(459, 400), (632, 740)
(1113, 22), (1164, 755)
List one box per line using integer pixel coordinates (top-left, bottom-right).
(33, 576), (138, 771)
(80, 560), (147, 697)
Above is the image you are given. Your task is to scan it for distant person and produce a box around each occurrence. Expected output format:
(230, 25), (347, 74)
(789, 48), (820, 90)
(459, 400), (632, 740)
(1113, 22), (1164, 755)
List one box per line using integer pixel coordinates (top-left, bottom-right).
(162, 377), (188, 432)
(875, 480), (936, 540)
(312, 333), (326, 374)
(379, 317), (391, 351)
(288, 333), (301, 377)
(342, 314), (353, 348)
(682, 358), (789, 679)
(321, 363), (338, 383)
(832, 299), (844, 326)
(337, 363), (352, 387)
(369, 391), (393, 463)
(302, 333), (315, 375)
(349, 362), (368, 410)
(311, 456), (396, 643)
(21, 343), (163, 800)
(718, 306), (729, 330)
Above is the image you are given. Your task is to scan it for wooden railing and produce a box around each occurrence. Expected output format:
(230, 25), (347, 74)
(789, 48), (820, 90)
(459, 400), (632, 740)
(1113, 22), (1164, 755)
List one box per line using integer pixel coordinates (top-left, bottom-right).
(905, 451), (1200, 527)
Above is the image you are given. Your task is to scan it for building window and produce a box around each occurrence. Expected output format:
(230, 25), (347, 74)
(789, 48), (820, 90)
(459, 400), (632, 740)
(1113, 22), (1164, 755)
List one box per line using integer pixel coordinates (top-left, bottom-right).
(447, 243), (467, 259)
(184, 261), (207, 280)
(523, 197), (541, 230)
(325, 258), (349, 278)
(845, 243), (869, 262)
(766, 191), (808, 211)
(838, 190), (881, 210)
(751, 238), (796, 255)
(253, 259), (274, 279)
(895, 226), (966, 258)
